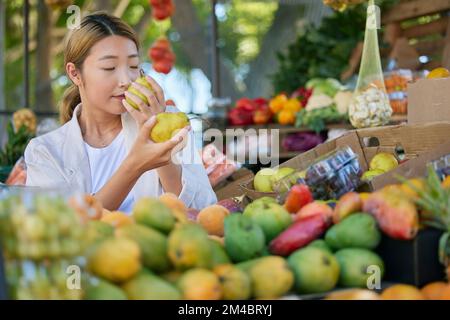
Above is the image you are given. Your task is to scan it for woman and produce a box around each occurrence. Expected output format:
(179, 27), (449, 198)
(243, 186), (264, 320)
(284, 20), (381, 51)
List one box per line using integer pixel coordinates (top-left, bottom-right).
(24, 12), (217, 212)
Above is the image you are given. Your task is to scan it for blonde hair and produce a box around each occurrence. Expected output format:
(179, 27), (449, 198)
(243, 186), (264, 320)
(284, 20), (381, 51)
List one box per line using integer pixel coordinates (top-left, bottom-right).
(60, 12), (139, 124)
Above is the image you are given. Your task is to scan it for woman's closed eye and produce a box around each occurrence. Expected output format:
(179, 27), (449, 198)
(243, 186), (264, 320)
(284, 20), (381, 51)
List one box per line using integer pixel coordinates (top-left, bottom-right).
(102, 66), (139, 71)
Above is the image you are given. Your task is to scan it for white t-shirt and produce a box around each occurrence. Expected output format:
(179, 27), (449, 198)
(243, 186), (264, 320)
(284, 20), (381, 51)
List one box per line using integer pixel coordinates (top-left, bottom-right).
(84, 130), (134, 213)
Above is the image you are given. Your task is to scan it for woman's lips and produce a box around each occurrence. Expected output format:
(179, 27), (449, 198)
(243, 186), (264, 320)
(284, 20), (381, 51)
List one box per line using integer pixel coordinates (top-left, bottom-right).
(113, 94), (126, 100)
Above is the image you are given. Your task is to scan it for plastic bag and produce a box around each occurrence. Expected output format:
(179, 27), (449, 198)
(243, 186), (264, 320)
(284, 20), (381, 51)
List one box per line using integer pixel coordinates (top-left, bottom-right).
(5, 157), (27, 186)
(349, 0), (392, 128)
(201, 143), (239, 187)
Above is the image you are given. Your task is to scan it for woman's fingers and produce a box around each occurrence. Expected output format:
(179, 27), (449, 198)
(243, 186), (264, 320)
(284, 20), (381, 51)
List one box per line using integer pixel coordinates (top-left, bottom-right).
(122, 99), (144, 122)
(124, 90), (152, 117)
(145, 76), (165, 106)
(139, 116), (157, 140)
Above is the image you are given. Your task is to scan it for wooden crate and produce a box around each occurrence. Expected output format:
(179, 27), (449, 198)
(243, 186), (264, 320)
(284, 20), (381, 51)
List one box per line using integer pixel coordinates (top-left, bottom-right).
(382, 0), (450, 70)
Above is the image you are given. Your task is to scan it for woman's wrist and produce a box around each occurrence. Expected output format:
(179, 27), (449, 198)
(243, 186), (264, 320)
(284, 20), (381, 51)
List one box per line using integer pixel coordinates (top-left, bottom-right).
(122, 154), (143, 180)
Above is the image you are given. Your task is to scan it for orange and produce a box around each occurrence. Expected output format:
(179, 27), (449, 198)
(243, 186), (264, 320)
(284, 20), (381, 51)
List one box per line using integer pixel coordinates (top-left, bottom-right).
(421, 282), (448, 300)
(380, 284), (425, 300)
(427, 67), (450, 79)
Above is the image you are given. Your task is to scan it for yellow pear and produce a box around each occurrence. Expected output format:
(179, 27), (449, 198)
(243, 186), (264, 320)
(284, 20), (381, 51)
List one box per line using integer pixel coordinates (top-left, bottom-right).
(150, 112), (189, 143)
(125, 76), (154, 110)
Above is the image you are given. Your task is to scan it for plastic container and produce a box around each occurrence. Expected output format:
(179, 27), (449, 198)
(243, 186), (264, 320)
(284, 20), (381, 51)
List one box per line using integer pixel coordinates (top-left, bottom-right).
(273, 146), (362, 201)
(430, 154), (450, 180)
(0, 186), (86, 299)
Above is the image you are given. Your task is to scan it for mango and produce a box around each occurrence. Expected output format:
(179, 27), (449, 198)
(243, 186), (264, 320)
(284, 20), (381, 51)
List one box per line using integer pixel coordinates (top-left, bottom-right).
(335, 248), (384, 288)
(122, 270), (181, 300)
(325, 213), (381, 250)
(363, 189), (419, 240)
(84, 278), (127, 300)
(332, 192), (362, 224)
(209, 239), (231, 267)
(132, 197), (175, 234)
(243, 198), (292, 242)
(150, 112), (189, 143)
(287, 247), (339, 294)
(197, 205), (230, 237)
(308, 239), (333, 253)
(213, 264), (251, 300)
(178, 268), (222, 300)
(168, 223), (213, 270)
(87, 237), (141, 283)
(237, 256), (294, 299)
(116, 224), (171, 273)
(224, 214), (265, 263)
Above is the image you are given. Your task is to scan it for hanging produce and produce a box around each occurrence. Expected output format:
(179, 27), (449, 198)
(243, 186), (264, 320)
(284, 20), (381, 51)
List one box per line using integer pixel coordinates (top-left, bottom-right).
(348, 0), (392, 128)
(149, 0), (175, 21)
(148, 37), (176, 74)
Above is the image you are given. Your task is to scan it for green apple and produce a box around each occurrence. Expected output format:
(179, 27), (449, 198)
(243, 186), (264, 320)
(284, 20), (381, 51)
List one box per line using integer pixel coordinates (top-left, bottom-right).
(254, 168), (276, 192)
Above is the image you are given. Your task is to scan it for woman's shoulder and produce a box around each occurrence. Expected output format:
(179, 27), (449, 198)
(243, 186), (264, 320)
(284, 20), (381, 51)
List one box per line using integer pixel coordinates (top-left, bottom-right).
(25, 120), (73, 159)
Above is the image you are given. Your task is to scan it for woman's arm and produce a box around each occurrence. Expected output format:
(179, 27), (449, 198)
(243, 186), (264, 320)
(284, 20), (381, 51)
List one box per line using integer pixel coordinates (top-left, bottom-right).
(157, 163), (183, 196)
(95, 117), (187, 210)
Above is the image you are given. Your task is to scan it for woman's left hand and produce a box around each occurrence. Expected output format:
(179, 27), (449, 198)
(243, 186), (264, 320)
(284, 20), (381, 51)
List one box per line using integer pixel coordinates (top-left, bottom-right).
(122, 75), (166, 129)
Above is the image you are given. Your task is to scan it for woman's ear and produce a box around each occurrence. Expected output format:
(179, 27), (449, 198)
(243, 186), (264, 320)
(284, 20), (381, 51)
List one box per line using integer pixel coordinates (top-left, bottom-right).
(66, 62), (81, 86)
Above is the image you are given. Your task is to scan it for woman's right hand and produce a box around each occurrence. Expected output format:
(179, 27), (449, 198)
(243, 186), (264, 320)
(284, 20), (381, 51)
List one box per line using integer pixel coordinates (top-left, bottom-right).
(126, 116), (190, 175)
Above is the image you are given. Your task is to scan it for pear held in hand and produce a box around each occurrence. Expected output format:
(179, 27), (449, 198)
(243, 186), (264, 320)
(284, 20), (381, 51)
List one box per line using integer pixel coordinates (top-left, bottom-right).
(125, 76), (155, 110)
(150, 112), (189, 143)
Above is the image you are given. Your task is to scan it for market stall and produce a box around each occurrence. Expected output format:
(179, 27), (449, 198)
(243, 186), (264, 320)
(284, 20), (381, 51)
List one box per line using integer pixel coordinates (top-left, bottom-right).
(0, 0), (449, 301)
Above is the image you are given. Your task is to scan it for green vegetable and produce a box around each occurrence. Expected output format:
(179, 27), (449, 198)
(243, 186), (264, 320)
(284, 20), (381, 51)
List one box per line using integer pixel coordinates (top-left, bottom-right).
(295, 105), (348, 133)
(0, 122), (35, 167)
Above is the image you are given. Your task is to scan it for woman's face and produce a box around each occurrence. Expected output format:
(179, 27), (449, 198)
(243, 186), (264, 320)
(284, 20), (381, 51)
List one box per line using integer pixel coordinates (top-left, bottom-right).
(72, 35), (140, 115)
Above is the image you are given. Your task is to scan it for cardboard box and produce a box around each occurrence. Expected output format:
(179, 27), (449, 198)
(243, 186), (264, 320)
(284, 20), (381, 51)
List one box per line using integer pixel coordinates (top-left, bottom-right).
(214, 167), (254, 201)
(240, 122), (450, 200)
(375, 228), (446, 287)
(408, 77), (450, 124)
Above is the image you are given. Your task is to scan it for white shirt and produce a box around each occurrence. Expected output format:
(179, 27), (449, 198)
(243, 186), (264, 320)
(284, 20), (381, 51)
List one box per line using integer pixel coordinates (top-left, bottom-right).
(83, 130), (134, 213)
(24, 104), (217, 210)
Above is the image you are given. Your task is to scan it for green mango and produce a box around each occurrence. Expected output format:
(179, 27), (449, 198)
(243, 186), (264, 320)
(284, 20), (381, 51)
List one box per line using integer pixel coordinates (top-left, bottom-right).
(117, 224), (171, 273)
(133, 198), (175, 234)
(308, 239), (333, 253)
(122, 270), (181, 300)
(85, 278), (127, 300)
(224, 214), (265, 263)
(209, 240), (231, 267)
(325, 213), (381, 250)
(335, 248), (384, 288)
(287, 247), (339, 294)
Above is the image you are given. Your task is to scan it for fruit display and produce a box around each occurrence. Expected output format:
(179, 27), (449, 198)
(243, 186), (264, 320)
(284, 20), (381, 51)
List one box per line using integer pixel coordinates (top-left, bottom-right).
(0, 158), (449, 300)
(0, 190), (87, 299)
(227, 97), (270, 126)
(349, 85), (393, 128)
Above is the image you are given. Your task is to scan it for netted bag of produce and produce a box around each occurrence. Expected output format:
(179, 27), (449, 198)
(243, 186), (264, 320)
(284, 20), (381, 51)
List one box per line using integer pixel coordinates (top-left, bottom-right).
(348, 0), (392, 128)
